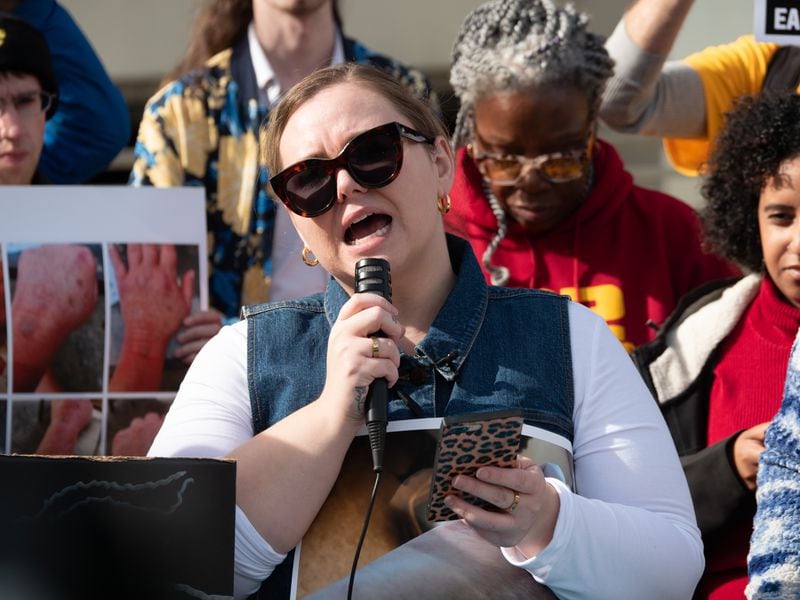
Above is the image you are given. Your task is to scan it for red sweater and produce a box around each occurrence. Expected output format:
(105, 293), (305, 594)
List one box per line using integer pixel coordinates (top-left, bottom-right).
(701, 276), (800, 599)
(447, 140), (738, 350)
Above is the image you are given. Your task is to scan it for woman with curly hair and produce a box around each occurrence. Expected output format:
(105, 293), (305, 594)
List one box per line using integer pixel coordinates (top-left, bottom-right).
(446, 0), (735, 351)
(633, 92), (800, 599)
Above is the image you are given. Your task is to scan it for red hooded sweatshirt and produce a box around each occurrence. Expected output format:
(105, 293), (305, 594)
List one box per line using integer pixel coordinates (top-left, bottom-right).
(447, 139), (738, 350)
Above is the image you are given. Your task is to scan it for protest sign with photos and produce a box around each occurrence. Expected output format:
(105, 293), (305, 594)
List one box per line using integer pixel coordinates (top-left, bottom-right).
(0, 187), (206, 456)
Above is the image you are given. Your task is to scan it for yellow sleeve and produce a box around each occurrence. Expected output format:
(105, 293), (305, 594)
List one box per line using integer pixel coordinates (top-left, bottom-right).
(663, 35), (779, 176)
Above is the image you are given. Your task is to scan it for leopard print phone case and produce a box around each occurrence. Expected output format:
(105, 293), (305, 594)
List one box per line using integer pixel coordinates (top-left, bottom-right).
(426, 409), (523, 522)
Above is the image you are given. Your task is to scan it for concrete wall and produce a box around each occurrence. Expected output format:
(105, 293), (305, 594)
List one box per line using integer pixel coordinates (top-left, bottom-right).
(59, 0), (753, 81)
(60, 0), (756, 201)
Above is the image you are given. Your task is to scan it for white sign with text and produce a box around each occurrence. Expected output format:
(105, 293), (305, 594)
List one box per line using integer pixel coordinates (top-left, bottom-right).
(755, 0), (800, 44)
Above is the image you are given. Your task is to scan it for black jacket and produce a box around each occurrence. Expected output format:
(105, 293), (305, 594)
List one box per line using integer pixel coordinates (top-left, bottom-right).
(632, 274), (761, 536)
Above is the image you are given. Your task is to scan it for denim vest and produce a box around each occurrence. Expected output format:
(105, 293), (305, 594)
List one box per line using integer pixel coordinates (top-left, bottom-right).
(243, 236), (574, 441)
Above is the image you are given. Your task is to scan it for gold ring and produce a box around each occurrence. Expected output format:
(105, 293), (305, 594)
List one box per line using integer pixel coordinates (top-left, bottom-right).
(371, 336), (380, 358)
(507, 491), (520, 513)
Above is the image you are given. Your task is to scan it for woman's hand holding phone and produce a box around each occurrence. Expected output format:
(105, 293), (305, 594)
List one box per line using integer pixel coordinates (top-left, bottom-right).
(427, 410), (523, 521)
(447, 455), (561, 555)
(426, 410), (561, 555)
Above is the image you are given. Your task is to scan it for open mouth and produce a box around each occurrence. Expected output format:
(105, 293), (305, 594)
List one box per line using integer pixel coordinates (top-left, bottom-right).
(345, 213), (392, 245)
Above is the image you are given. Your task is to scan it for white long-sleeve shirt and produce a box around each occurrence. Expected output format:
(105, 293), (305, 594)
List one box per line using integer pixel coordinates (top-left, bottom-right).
(150, 302), (704, 599)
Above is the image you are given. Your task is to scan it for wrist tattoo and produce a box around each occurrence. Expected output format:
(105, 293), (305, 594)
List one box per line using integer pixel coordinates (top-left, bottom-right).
(354, 386), (367, 414)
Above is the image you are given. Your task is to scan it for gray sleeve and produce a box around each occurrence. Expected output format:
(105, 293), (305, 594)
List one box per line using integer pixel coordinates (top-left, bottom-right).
(600, 19), (707, 139)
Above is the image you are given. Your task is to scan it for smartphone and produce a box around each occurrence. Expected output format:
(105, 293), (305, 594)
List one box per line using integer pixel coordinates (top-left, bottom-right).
(426, 409), (524, 522)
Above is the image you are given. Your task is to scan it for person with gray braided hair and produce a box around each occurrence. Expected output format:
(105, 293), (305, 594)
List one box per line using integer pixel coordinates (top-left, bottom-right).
(446, 0), (736, 351)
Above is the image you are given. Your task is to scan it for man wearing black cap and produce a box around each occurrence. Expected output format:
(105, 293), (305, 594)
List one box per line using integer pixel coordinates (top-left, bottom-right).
(0, 13), (57, 184)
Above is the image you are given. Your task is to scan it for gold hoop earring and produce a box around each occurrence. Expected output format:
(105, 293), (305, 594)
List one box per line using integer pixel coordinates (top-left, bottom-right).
(301, 246), (319, 267)
(437, 193), (451, 215)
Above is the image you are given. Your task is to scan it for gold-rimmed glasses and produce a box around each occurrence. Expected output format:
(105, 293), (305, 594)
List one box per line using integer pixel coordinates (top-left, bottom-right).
(467, 136), (591, 186)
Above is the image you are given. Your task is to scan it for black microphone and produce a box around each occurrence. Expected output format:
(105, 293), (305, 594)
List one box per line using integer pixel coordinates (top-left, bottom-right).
(354, 258), (391, 472)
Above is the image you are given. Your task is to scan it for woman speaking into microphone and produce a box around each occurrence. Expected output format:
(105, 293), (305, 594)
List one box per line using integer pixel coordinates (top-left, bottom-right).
(148, 63), (702, 599)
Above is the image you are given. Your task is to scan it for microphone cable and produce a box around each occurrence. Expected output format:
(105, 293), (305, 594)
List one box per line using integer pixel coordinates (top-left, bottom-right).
(346, 470), (381, 600)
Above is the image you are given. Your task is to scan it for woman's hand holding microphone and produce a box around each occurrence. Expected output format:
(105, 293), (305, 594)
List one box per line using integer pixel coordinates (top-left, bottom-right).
(320, 292), (405, 427)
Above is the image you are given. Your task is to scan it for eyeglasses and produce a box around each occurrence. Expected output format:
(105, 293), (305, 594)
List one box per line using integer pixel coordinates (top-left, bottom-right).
(0, 91), (56, 119)
(270, 121), (435, 218)
(467, 140), (590, 186)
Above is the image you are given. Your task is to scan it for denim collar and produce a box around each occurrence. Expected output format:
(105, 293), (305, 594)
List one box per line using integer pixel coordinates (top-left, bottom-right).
(323, 235), (488, 382)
